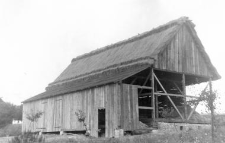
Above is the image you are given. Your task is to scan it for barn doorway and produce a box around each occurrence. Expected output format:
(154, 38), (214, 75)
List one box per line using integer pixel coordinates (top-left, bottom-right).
(98, 108), (105, 137)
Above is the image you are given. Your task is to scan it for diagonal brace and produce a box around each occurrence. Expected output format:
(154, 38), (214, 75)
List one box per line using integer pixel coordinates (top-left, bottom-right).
(154, 73), (185, 121)
(187, 83), (209, 120)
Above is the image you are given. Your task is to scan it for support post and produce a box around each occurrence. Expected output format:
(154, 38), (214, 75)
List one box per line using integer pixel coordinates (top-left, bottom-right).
(151, 68), (155, 121)
(155, 84), (159, 119)
(182, 74), (187, 121)
(39, 131), (43, 136)
(60, 130), (64, 135)
(154, 73), (184, 121)
(209, 78), (215, 143)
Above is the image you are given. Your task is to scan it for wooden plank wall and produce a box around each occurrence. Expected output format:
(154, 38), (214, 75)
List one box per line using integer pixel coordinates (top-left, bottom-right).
(22, 83), (140, 137)
(155, 25), (211, 77)
(121, 84), (139, 131)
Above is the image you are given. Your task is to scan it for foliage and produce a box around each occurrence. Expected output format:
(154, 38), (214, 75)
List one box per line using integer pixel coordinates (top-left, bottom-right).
(159, 107), (175, 118)
(188, 84), (218, 143)
(0, 98), (22, 128)
(25, 110), (43, 131)
(188, 89), (218, 112)
(0, 124), (22, 137)
(10, 131), (45, 143)
(26, 110), (43, 123)
(75, 110), (86, 123)
(75, 110), (90, 136)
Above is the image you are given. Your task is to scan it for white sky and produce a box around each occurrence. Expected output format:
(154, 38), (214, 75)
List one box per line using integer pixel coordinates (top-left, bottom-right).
(0, 0), (225, 112)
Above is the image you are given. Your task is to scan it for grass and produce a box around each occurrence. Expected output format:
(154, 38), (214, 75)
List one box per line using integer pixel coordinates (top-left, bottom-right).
(0, 124), (21, 137)
(42, 125), (225, 143)
(6, 114), (225, 143)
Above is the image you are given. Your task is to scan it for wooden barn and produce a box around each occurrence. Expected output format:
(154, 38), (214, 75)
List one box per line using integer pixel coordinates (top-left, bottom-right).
(22, 17), (220, 137)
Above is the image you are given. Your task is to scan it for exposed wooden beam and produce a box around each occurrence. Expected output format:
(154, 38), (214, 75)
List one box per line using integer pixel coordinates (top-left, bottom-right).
(182, 74), (187, 120)
(139, 92), (152, 96)
(209, 77), (215, 142)
(156, 118), (209, 124)
(136, 86), (152, 90)
(155, 77), (181, 83)
(173, 82), (183, 94)
(187, 83), (209, 120)
(187, 102), (199, 120)
(151, 68), (155, 121)
(155, 83), (159, 119)
(139, 71), (151, 94)
(154, 92), (199, 98)
(154, 73), (185, 121)
(131, 77), (138, 84)
(139, 106), (154, 110)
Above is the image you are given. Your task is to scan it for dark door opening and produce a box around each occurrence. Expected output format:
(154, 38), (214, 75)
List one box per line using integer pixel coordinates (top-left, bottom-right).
(138, 88), (153, 127)
(98, 108), (105, 137)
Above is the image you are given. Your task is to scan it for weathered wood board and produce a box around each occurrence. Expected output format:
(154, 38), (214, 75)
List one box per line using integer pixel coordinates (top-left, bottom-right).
(22, 83), (140, 137)
(155, 25), (211, 77)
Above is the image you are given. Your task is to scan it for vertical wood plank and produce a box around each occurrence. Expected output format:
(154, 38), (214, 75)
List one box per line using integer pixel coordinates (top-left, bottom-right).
(151, 68), (155, 121)
(129, 85), (134, 130)
(111, 84), (115, 137)
(114, 84), (118, 130)
(120, 83), (124, 129)
(117, 83), (121, 129)
(132, 85), (138, 129)
(182, 74), (187, 120)
(105, 85), (109, 137)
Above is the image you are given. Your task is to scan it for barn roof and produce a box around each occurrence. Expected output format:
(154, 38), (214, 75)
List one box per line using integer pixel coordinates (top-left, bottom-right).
(24, 63), (151, 102)
(23, 17), (220, 103)
(50, 18), (180, 86)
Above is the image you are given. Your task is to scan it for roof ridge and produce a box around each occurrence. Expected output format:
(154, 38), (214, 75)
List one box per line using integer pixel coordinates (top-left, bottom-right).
(71, 16), (190, 63)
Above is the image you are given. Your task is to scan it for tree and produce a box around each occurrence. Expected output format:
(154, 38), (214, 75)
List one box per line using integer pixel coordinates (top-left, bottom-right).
(188, 82), (218, 143)
(26, 109), (43, 130)
(75, 110), (90, 136)
(0, 99), (23, 128)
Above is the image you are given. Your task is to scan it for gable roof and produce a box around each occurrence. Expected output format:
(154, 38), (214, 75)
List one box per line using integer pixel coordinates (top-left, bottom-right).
(49, 17), (184, 87)
(23, 17), (220, 103)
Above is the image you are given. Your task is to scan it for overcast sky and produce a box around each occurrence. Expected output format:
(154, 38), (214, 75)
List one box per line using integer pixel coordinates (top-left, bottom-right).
(0, 0), (225, 112)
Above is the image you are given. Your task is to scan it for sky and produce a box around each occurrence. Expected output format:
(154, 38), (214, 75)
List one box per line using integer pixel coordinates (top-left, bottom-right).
(0, 0), (225, 112)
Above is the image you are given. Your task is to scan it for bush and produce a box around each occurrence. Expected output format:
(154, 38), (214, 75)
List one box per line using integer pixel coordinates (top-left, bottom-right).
(10, 131), (45, 143)
(0, 124), (22, 137)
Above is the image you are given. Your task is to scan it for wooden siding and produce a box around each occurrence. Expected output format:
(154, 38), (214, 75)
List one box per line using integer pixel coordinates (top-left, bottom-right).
(155, 25), (211, 77)
(121, 84), (139, 131)
(22, 83), (139, 137)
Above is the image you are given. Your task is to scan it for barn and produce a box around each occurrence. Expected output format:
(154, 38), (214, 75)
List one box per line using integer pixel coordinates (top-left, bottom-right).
(22, 17), (220, 137)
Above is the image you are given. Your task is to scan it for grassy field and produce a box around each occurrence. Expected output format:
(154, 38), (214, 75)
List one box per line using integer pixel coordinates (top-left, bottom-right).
(6, 115), (225, 143)
(0, 124), (21, 137)
(42, 126), (225, 143)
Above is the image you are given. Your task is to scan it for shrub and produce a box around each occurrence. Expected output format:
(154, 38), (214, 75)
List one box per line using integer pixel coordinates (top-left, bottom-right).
(0, 124), (22, 137)
(10, 131), (45, 143)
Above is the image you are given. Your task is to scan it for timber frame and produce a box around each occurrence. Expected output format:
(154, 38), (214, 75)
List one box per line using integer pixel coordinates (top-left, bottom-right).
(121, 67), (212, 124)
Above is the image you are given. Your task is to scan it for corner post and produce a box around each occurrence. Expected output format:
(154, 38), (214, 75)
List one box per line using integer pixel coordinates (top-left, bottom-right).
(182, 74), (187, 121)
(209, 78), (215, 142)
(151, 68), (155, 121)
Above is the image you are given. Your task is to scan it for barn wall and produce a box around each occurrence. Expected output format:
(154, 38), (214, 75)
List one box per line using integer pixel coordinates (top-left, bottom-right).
(22, 83), (139, 137)
(121, 84), (139, 131)
(155, 25), (211, 77)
